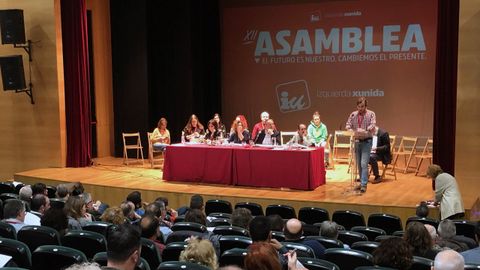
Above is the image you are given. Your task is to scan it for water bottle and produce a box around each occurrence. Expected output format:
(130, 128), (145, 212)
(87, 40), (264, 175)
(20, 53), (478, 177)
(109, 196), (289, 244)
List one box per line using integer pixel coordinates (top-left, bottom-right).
(181, 131), (185, 144)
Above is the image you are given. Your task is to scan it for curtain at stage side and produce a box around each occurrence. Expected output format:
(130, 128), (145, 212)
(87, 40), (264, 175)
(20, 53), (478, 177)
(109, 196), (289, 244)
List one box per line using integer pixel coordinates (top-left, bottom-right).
(434, 0), (459, 176)
(61, 0), (92, 167)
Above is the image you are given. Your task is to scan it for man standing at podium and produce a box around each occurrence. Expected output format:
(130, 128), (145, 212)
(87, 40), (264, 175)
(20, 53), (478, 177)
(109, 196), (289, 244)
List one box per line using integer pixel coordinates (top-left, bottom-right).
(346, 97), (376, 193)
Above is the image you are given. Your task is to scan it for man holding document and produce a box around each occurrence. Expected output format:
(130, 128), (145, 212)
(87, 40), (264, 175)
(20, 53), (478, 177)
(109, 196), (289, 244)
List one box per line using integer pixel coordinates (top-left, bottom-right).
(346, 97), (376, 193)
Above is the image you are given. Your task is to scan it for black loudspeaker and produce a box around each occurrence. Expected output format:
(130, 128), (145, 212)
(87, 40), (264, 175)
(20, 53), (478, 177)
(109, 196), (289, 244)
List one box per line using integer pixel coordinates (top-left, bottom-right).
(0, 55), (26, 90)
(0, 9), (26, 44)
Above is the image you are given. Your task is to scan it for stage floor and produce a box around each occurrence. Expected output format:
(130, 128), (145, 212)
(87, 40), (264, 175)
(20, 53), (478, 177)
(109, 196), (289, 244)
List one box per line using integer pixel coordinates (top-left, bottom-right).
(14, 157), (475, 225)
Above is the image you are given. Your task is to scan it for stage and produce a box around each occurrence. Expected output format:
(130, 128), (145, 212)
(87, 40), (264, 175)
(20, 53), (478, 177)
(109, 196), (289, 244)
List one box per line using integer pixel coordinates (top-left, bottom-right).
(13, 156), (476, 226)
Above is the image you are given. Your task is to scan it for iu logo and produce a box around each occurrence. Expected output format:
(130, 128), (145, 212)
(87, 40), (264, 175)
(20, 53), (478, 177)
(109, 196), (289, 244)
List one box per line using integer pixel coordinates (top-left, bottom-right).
(275, 80), (311, 113)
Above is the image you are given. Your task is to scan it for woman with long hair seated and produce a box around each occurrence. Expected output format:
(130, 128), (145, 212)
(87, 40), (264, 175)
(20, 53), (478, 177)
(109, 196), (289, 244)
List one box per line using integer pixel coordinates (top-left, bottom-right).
(183, 114), (205, 142)
(229, 115), (249, 136)
(228, 120), (251, 144)
(213, 113), (226, 137)
(64, 195), (88, 230)
(205, 119), (221, 141)
(151, 117), (170, 151)
(404, 221), (439, 260)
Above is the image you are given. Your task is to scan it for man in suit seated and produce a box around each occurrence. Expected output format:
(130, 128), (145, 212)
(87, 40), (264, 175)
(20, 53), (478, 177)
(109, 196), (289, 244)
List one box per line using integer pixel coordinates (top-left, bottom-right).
(369, 126), (392, 184)
(254, 119), (280, 145)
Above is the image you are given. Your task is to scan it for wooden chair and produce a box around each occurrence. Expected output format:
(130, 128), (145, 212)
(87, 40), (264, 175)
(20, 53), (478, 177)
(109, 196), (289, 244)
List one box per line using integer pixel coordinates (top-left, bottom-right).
(391, 136), (418, 173)
(122, 132), (144, 166)
(332, 130), (353, 168)
(325, 134), (333, 168)
(415, 138), (433, 176)
(147, 132), (164, 168)
(280, 131), (297, 145)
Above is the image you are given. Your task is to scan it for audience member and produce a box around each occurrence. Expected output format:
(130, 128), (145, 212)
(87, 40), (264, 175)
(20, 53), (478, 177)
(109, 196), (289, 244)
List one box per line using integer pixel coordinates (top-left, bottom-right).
(41, 208), (69, 236)
(424, 224), (444, 252)
(184, 209), (221, 257)
(283, 218), (325, 258)
(100, 207), (126, 225)
(427, 164), (465, 220)
(319, 221), (349, 248)
(2, 199), (27, 232)
(231, 207), (253, 230)
(373, 237), (413, 270)
(251, 111), (270, 141)
(144, 201), (172, 242)
(65, 262), (102, 270)
(437, 219), (471, 251)
(179, 238), (218, 269)
(433, 250), (465, 270)
(31, 182), (48, 196)
(268, 214), (284, 232)
(416, 202), (430, 218)
(56, 184), (70, 200)
(25, 193), (50, 225)
(404, 221), (439, 260)
(245, 242), (282, 270)
(18, 185), (32, 204)
(106, 224), (141, 270)
(126, 191), (145, 216)
(140, 214), (165, 253)
(120, 201), (140, 223)
(71, 182), (85, 196)
(64, 195), (87, 230)
(461, 221), (480, 264)
(155, 196), (177, 222)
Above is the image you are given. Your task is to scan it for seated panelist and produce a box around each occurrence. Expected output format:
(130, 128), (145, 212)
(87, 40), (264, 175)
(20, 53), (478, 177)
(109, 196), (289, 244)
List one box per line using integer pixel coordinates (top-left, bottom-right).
(254, 119), (280, 145)
(205, 119), (221, 141)
(183, 114), (205, 142)
(228, 121), (250, 144)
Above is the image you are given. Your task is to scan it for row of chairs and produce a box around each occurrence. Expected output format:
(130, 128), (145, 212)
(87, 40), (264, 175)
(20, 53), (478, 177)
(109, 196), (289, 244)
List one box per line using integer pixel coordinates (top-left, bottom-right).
(200, 200), (477, 239)
(122, 132), (165, 168)
(0, 183), (57, 198)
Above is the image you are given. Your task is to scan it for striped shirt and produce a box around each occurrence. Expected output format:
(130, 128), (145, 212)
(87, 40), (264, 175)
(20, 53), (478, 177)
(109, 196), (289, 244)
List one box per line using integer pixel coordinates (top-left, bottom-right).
(345, 109), (376, 135)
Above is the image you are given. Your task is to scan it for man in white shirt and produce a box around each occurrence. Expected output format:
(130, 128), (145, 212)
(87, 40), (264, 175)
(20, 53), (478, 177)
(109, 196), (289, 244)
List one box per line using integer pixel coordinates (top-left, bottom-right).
(24, 194), (50, 225)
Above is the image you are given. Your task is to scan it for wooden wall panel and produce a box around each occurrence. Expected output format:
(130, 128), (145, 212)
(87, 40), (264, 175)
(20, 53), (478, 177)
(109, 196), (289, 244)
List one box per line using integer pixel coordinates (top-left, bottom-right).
(0, 0), (64, 179)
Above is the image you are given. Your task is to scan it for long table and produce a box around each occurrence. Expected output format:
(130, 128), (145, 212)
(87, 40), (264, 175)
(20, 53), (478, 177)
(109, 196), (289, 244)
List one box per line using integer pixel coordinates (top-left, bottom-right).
(162, 144), (325, 190)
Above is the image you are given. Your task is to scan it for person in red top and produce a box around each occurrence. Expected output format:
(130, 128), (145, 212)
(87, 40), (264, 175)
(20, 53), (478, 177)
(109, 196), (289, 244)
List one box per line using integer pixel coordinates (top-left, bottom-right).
(251, 111), (269, 141)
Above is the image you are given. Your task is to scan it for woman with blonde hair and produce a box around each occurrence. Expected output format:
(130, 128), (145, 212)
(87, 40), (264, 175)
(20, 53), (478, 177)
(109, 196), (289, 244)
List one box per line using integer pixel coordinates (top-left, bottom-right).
(151, 117), (170, 151)
(64, 195), (87, 230)
(179, 238), (218, 269)
(427, 164), (464, 220)
(100, 207), (126, 225)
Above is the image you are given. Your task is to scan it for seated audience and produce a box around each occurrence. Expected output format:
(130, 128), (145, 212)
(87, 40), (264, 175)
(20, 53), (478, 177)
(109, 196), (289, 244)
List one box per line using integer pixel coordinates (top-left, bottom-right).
(251, 111), (269, 140)
(65, 262), (102, 270)
(32, 182), (48, 196)
(126, 191), (145, 216)
(373, 237), (413, 270)
(437, 219), (473, 251)
(140, 214), (165, 254)
(416, 202), (430, 218)
(56, 183), (70, 200)
(231, 207), (253, 230)
(433, 250), (465, 270)
(100, 207), (126, 225)
(155, 196), (177, 222)
(64, 195), (88, 230)
(70, 182), (85, 196)
(184, 209), (221, 257)
(245, 242), (282, 270)
(151, 117), (170, 151)
(178, 194), (204, 216)
(120, 200), (141, 223)
(287, 124), (312, 146)
(41, 208), (69, 236)
(2, 199), (27, 232)
(228, 120), (251, 144)
(461, 221), (480, 264)
(319, 221), (349, 248)
(25, 193), (50, 225)
(254, 119), (280, 145)
(283, 218), (325, 258)
(424, 224), (444, 252)
(213, 113), (227, 138)
(18, 185), (32, 206)
(106, 224), (142, 270)
(404, 221), (439, 260)
(183, 114), (205, 142)
(144, 201), (172, 242)
(268, 214), (285, 232)
(179, 237), (218, 269)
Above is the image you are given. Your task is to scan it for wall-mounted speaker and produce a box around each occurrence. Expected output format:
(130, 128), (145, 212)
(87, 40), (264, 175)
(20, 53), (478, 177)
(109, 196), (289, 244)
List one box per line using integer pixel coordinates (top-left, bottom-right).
(0, 9), (26, 45)
(0, 55), (26, 90)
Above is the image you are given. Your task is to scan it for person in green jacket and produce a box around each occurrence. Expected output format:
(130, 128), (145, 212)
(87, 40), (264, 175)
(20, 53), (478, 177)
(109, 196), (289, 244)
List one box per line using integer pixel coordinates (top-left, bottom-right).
(307, 111), (329, 166)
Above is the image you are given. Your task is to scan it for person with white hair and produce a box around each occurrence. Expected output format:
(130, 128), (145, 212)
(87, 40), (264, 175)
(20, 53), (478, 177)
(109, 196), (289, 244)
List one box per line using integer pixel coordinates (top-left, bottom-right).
(251, 111), (270, 141)
(433, 250), (464, 270)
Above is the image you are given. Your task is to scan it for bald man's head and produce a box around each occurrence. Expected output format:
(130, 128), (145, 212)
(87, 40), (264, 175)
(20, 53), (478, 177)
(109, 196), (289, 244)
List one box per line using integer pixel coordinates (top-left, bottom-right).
(283, 218), (303, 240)
(424, 224), (437, 241)
(433, 250), (464, 270)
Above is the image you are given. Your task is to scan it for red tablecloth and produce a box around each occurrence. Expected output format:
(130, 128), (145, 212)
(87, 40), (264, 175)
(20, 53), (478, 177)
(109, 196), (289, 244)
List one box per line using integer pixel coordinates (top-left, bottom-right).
(163, 144), (325, 190)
